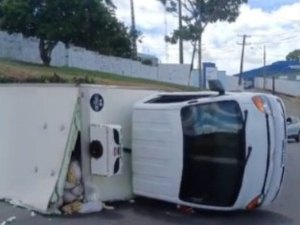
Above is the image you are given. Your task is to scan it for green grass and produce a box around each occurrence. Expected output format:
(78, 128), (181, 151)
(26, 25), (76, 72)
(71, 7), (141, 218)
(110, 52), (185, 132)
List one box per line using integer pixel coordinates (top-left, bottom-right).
(0, 58), (199, 91)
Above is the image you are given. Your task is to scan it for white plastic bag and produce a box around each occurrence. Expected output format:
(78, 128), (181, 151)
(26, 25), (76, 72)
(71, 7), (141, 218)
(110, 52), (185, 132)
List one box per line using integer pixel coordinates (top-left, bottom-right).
(64, 181), (76, 190)
(66, 160), (82, 185)
(71, 184), (84, 196)
(84, 180), (100, 202)
(78, 201), (103, 214)
(69, 161), (82, 181)
(63, 191), (78, 204)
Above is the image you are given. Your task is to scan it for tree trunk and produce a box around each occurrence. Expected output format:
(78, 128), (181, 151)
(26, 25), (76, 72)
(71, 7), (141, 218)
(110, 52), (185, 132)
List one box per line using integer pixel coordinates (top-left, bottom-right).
(188, 42), (197, 86)
(39, 39), (58, 67)
(198, 32), (203, 88)
(178, 0), (184, 64)
(65, 42), (70, 67)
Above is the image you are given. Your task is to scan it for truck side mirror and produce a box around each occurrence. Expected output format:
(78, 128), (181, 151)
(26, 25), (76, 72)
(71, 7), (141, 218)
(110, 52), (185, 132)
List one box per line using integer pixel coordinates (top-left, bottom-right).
(208, 80), (225, 95)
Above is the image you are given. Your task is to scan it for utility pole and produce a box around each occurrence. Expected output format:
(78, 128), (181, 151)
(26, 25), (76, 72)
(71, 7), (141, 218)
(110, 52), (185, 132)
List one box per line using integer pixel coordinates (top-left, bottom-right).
(198, 34), (202, 88)
(164, 7), (169, 62)
(130, 0), (137, 59)
(178, 0), (184, 64)
(263, 45), (266, 89)
(238, 34), (251, 87)
(198, 5), (203, 89)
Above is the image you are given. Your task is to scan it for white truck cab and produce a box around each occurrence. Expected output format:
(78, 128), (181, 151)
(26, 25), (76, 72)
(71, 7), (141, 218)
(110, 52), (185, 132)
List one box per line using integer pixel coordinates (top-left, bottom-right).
(132, 90), (287, 210)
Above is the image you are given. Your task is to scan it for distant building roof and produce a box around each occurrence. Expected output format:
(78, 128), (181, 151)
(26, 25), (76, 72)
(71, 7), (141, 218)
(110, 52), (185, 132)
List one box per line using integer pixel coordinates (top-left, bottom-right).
(233, 60), (300, 80)
(137, 53), (159, 66)
(137, 53), (158, 60)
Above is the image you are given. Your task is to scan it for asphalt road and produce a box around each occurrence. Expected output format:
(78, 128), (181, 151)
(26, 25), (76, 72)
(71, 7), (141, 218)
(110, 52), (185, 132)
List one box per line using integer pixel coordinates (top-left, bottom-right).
(0, 94), (299, 225)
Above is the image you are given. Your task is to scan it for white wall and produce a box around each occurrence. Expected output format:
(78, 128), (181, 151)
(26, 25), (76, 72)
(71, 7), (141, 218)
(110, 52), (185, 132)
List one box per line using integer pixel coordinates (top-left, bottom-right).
(205, 66), (218, 88)
(0, 31), (237, 89)
(189, 68), (239, 91)
(158, 64), (190, 85)
(190, 70), (200, 87)
(255, 77), (300, 97)
(218, 71), (239, 91)
(0, 31), (190, 85)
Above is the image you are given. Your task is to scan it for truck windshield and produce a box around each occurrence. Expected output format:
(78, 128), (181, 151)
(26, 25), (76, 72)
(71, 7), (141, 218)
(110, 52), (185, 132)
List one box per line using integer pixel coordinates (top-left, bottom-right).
(179, 100), (246, 207)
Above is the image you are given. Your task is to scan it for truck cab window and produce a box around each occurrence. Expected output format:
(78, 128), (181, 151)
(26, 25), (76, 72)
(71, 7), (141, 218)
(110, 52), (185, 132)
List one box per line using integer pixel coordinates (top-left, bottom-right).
(179, 101), (245, 207)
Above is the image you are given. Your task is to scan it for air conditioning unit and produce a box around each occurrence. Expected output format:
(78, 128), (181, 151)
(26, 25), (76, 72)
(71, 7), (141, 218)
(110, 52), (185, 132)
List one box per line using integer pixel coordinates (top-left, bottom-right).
(89, 124), (122, 177)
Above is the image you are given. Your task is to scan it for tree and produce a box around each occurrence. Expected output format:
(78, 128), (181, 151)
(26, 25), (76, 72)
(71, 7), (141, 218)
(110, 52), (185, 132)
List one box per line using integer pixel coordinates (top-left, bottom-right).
(70, 0), (132, 58)
(103, 0), (116, 8)
(159, 0), (247, 87)
(286, 49), (300, 62)
(0, 0), (3, 18)
(0, 0), (131, 66)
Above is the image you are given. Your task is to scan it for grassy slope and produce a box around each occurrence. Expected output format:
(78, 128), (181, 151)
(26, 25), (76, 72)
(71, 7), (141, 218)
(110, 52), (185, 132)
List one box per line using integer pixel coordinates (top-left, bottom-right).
(0, 58), (198, 91)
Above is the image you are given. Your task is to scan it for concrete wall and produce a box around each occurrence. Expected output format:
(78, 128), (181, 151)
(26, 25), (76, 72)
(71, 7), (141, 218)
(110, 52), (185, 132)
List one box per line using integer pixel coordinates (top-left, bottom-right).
(255, 77), (300, 97)
(189, 69), (239, 91)
(218, 71), (239, 91)
(0, 31), (236, 89)
(0, 31), (193, 86)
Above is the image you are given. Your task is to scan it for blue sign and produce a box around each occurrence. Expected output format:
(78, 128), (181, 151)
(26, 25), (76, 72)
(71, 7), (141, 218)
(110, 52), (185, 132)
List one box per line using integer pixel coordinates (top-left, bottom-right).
(90, 94), (104, 112)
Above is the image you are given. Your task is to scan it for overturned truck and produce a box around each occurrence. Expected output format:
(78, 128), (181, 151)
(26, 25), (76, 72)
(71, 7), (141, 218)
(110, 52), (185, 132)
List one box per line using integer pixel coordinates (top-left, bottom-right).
(0, 84), (287, 214)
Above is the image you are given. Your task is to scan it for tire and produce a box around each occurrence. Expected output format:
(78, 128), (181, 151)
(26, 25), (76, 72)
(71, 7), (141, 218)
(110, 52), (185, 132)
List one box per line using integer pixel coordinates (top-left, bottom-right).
(296, 131), (300, 143)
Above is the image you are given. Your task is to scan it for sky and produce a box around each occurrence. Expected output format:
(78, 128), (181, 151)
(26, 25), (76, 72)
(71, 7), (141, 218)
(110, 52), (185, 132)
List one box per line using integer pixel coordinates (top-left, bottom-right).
(114, 0), (300, 75)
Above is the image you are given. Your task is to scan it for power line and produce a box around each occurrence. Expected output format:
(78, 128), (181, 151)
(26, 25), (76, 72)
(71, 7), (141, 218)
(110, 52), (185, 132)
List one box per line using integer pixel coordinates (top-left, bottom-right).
(249, 27), (300, 38)
(249, 35), (300, 46)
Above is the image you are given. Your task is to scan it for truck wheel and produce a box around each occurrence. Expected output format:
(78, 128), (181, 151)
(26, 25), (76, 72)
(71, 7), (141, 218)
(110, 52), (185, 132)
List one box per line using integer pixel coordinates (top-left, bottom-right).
(296, 131), (300, 143)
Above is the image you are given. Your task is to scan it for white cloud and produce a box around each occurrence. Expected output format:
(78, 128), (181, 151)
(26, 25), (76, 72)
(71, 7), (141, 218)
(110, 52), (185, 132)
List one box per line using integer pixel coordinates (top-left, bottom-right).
(115, 1), (300, 75)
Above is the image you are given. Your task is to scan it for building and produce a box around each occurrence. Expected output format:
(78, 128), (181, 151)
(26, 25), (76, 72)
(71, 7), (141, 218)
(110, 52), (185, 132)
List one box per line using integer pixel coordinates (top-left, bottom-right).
(137, 53), (159, 66)
(236, 60), (300, 82)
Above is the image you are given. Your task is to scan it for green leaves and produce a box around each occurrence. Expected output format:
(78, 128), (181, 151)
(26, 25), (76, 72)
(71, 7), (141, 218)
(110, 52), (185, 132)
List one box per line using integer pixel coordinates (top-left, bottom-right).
(103, 0), (116, 9)
(286, 49), (300, 62)
(0, 0), (131, 64)
(158, 0), (177, 13)
(160, 0), (248, 43)
(0, 0), (37, 36)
